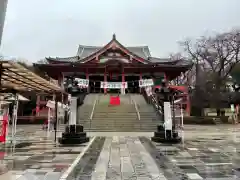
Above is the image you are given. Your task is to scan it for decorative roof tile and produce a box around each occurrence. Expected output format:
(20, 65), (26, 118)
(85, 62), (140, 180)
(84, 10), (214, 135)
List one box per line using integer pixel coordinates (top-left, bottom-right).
(46, 56), (79, 63)
(148, 57), (172, 63)
(149, 57), (192, 66)
(77, 45), (101, 59)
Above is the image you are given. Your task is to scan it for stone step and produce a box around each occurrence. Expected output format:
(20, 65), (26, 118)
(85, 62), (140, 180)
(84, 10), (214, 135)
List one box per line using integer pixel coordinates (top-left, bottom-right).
(94, 111), (136, 113)
(93, 113), (137, 115)
(81, 121), (159, 125)
(94, 108), (135, 110)
(81, 122), (157, 125)
(93, 114), (137, 117)
(91, 116), (138, 118)
(84, 128), (157, 132)
(94, 109), (136, 111)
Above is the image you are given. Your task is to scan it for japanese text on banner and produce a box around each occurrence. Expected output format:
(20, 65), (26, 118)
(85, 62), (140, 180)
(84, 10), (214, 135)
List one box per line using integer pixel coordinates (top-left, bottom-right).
(100, 82), (128, 89)
(75, 78), (89, 87)
(139, 79), (154, 87)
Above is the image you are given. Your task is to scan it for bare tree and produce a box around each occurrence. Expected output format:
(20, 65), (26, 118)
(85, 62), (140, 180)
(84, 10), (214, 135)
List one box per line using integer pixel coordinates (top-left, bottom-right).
(181, 29), (240, 115)
(168, 53), (194, 87)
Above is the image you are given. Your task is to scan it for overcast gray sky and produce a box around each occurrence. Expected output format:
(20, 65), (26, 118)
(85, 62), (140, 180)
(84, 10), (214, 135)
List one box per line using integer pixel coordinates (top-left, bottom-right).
(1, 0), (240, 62)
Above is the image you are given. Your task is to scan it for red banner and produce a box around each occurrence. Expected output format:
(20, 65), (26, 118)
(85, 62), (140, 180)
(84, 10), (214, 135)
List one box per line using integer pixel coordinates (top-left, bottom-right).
(109, 96), (120, 106)
(0, 115), (8, 143)
(36, 106), (40, 113)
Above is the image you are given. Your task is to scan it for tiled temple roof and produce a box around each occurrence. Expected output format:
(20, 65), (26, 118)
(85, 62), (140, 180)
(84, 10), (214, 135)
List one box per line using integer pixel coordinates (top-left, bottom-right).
(42, 35), (192, 66)
(45, 56), (79, 63)
(77, 45), (151, 60)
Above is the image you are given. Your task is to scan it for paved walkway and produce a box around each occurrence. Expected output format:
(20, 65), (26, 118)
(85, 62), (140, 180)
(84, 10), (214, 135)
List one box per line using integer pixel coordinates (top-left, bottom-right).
(0, 126), (90, 180)
(92, 137), (165, 180)
(1, 125), (240, 180)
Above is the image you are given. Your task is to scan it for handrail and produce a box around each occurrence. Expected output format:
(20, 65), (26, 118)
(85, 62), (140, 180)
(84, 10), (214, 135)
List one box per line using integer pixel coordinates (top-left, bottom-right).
(151, 94), (162, 114)
(90, 99), (97, 120)
(132, 99), (140, 121)
(89, 96), (98, 131)
(142, 88), (163, 116)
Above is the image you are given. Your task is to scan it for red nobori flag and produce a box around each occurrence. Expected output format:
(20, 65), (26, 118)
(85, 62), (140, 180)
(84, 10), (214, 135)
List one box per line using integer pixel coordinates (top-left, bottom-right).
(0, 115), (8, 143)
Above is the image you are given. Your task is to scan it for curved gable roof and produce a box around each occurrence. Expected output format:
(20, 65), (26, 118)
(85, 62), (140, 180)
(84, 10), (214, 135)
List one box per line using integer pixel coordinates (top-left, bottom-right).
(77, 45), (151, 60)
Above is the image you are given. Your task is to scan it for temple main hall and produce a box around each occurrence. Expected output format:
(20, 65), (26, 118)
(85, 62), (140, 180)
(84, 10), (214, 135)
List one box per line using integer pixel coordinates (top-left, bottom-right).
(35, 34), (192, 95)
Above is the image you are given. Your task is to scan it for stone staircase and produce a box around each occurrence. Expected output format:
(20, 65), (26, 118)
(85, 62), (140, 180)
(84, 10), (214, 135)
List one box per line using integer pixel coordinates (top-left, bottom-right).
(131, 94), (162, 131)
(77, 94), (162, 132)
(77, 94), (98, 127)
(85, 94), (141, 131)
(88, 103), (140, 131)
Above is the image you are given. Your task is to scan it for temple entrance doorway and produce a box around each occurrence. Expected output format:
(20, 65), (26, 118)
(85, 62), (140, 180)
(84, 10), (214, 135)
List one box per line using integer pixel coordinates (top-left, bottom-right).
(89, 75), (104, 93)
(125, 75), (140, 93)
(107, 75), (121, 94)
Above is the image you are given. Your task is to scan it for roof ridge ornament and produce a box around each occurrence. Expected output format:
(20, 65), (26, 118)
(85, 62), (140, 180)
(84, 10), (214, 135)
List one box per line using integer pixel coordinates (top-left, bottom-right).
(112, 34), (116, 40)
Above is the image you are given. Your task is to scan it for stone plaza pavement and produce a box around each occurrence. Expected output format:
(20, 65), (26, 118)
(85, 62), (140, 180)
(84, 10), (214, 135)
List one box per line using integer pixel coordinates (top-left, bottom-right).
(0, 124), (240, 180)
(0, 126), (90, 180)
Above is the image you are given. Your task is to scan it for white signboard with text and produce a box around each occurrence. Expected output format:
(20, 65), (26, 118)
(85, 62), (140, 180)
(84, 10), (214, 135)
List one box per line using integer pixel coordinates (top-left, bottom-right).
(164, 102), (172, 131)
(75, 78), (89, 87)
(139, 79), (154, 87)
(100, 82), (128, 89)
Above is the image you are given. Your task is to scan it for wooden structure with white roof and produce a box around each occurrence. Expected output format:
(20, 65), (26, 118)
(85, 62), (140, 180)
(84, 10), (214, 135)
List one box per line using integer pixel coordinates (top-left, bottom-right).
(0, 61), (64, 94)
(0, 60), (67, 142)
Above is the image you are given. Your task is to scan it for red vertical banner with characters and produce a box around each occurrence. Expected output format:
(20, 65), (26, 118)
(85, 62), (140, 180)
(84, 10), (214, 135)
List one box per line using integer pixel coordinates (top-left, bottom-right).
(0, 115), (8, 143)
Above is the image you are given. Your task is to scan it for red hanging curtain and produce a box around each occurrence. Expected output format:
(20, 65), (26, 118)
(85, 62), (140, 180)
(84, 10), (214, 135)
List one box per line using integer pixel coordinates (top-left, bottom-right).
(110, 96), (120, 106)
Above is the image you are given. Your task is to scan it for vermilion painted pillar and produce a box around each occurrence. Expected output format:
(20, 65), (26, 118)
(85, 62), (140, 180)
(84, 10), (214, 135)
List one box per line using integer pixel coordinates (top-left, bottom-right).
(164, 72), (167, 81)
(104, 72), (107, 94)
(122, 71), (125, 94)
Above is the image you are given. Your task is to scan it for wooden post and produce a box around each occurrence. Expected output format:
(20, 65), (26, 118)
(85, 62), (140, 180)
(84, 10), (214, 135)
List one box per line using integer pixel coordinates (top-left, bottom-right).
(54, 94), (58, 142)
(122, 69), (125, 94)
(36, 95), (40, 116)
(104, 67), (107, 94)
(139, 72), (142, 93)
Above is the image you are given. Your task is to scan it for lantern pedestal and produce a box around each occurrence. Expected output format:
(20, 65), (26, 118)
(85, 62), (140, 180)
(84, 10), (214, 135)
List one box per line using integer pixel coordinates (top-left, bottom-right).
(151, 125), (181, 144)
(58, 125), (89, 145)
(58, 94), (89, 145)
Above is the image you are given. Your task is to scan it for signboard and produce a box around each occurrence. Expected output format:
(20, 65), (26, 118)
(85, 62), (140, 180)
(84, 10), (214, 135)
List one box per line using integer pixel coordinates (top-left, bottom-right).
(164, 102), (172, 131)
(231, 104), (235, 112)
(139, 79), (154, 87)
(100, 82), (128, 89)
(75, 78), (89, 87)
